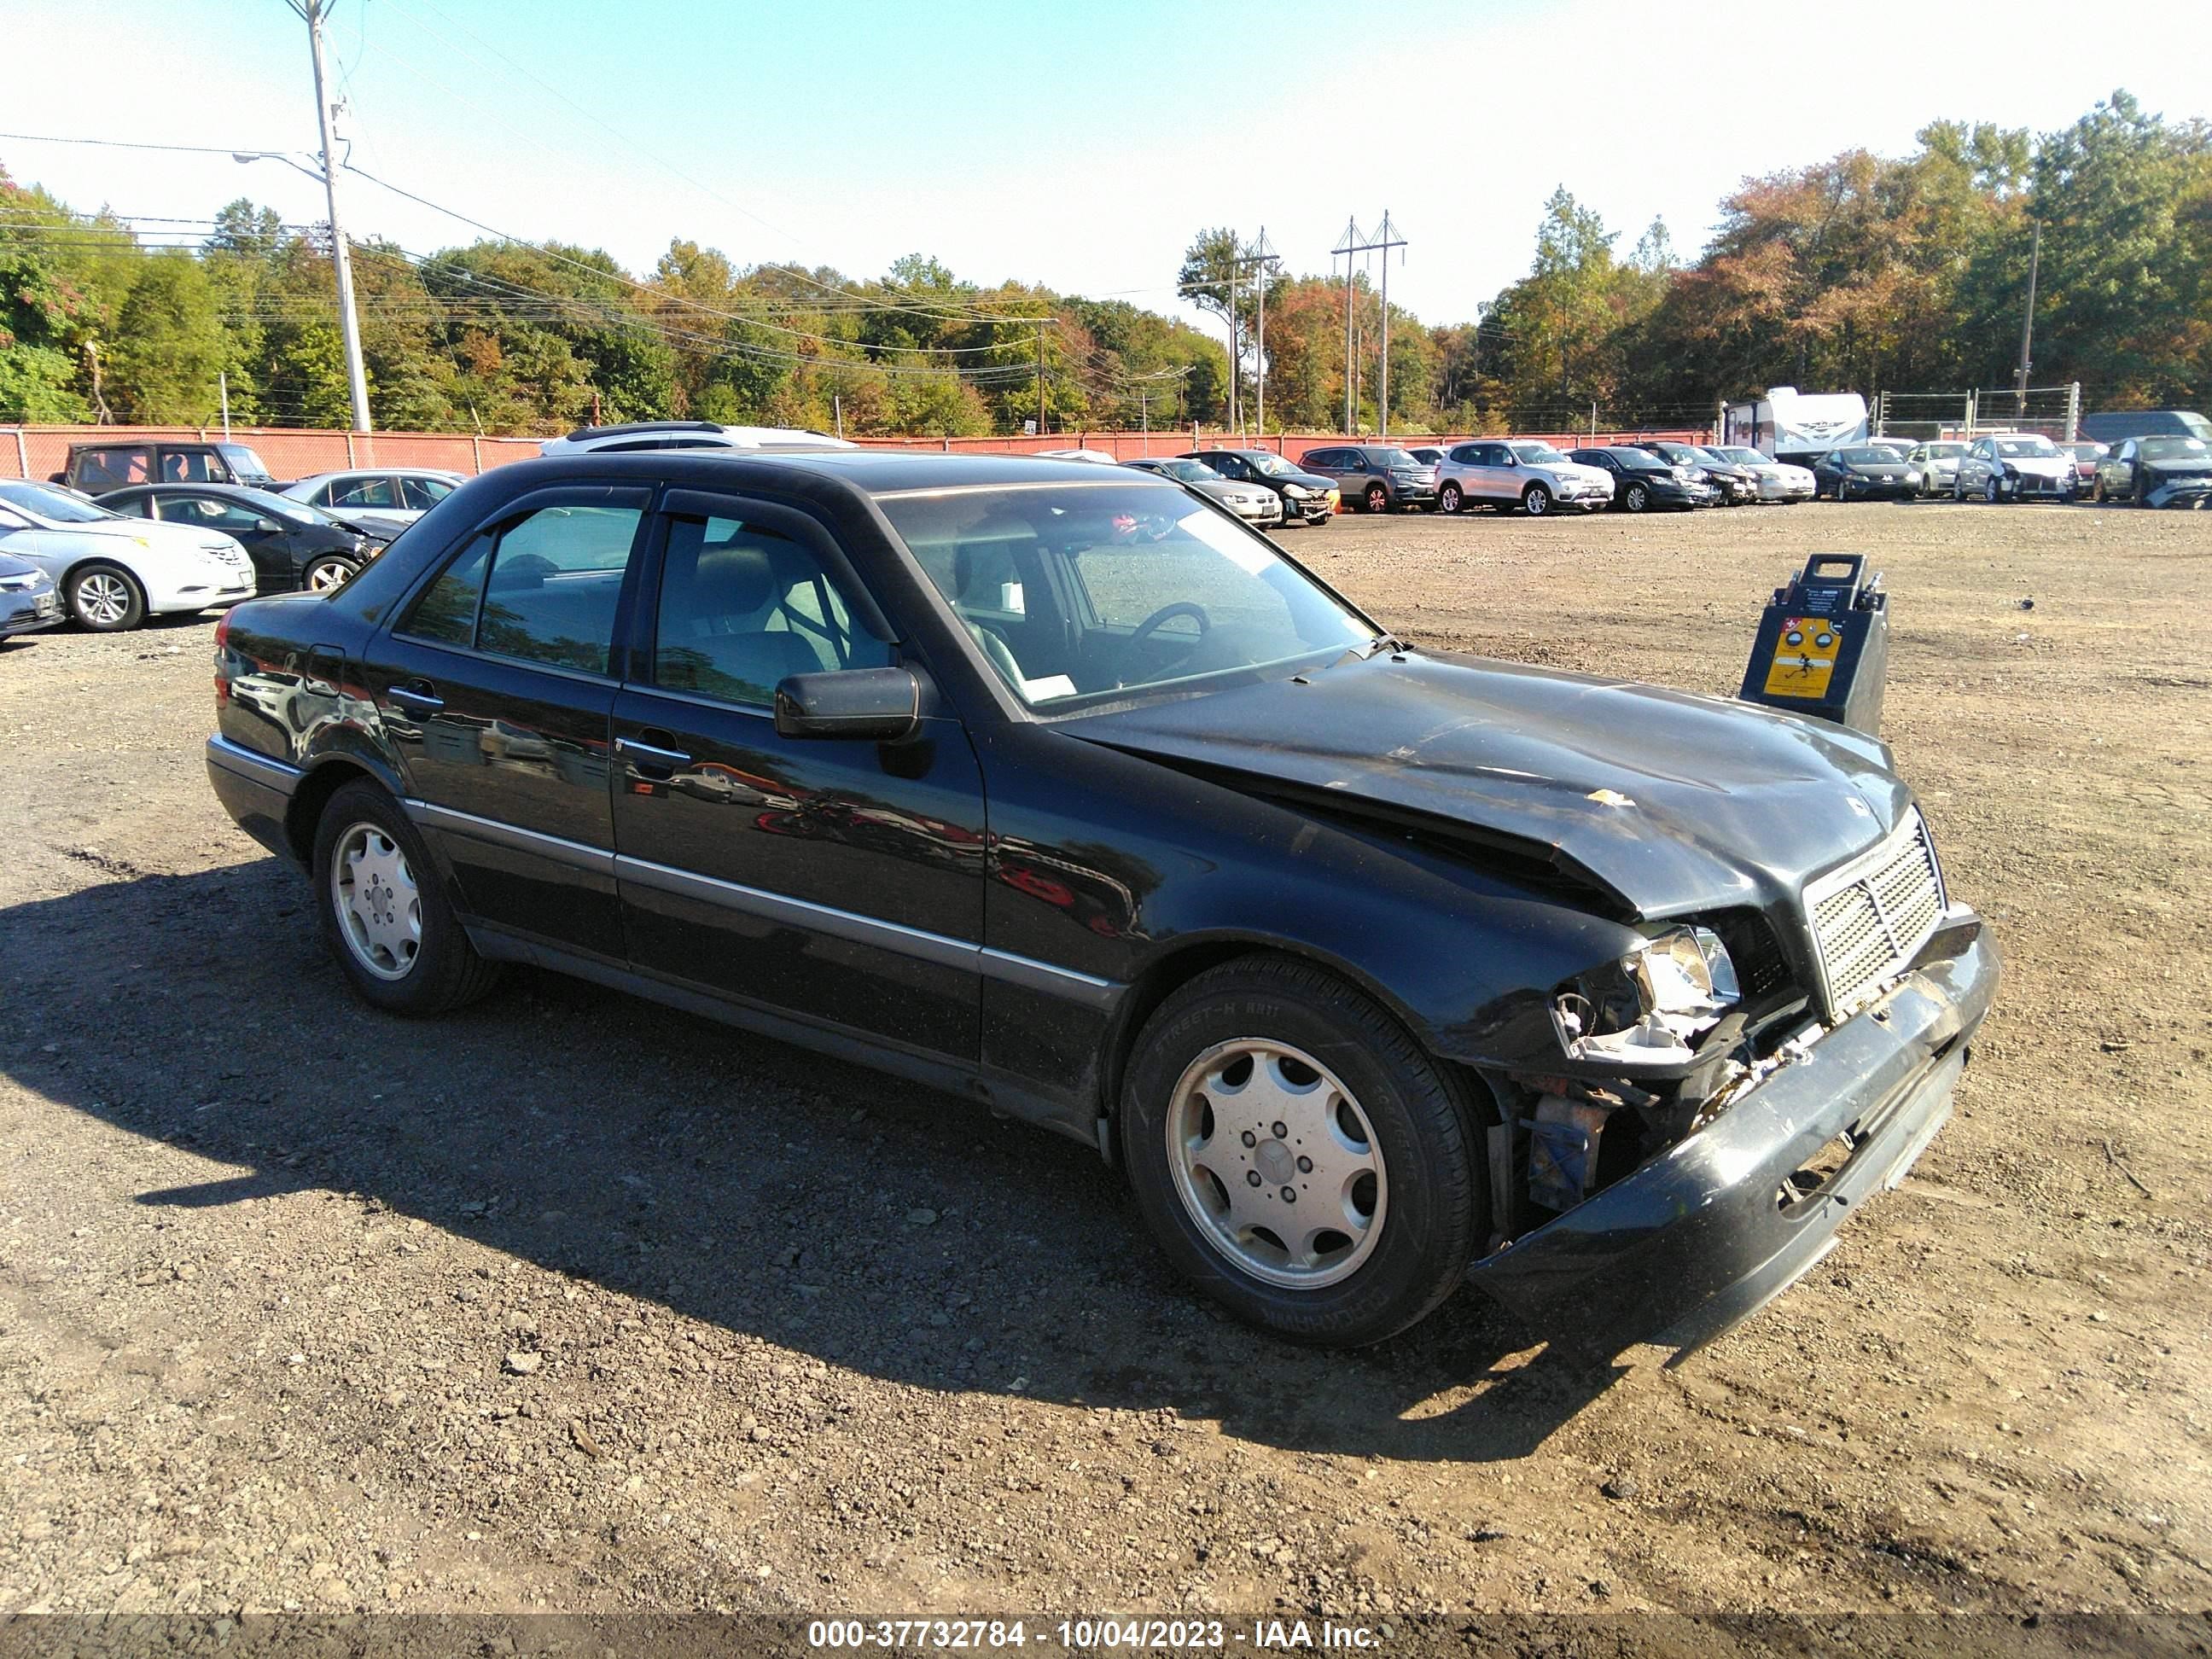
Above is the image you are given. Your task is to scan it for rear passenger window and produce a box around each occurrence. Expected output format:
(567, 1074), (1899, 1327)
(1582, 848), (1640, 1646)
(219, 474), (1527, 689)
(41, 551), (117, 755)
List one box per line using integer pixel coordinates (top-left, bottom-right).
(396, 504), (643, 675)
(653, 514), (890, 707)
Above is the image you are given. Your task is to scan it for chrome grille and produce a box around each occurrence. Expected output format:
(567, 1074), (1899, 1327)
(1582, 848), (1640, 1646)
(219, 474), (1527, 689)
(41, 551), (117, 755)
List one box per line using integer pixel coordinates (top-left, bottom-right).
(1806, 812), (1946, 1013)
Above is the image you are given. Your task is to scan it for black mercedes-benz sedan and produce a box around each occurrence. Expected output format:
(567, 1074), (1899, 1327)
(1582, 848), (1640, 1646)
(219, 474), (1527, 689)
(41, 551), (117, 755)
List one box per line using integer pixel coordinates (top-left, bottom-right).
(204, 449), (1998, 1356)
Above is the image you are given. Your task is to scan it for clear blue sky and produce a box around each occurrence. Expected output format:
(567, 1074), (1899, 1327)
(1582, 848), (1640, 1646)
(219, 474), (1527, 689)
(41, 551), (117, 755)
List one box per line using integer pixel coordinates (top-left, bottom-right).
(6, 0), (2205, 341)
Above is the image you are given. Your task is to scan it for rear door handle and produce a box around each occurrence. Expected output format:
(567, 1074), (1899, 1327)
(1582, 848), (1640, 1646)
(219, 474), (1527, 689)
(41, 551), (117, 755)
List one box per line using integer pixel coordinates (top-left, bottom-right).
(387, 682), (443, 716)
(616, 733), (692, 772)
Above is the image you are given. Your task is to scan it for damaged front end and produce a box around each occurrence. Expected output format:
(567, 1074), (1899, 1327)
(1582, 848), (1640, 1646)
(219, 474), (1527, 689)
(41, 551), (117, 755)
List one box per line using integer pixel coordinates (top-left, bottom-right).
(1467, 897), (2000, 1362)
(2144, 474), (2212, 509)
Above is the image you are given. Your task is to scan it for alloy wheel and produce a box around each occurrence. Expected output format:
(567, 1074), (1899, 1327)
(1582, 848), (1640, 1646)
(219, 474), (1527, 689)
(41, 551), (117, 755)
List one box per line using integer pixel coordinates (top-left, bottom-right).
(1165, 1039), (1386, 1290)
(1365, 484), (1388, 513)
(305, 557), (357, 593)
(331, 822), (422, 981)
(74, 571), (132, 626)
(1439, 483), (1462, 514)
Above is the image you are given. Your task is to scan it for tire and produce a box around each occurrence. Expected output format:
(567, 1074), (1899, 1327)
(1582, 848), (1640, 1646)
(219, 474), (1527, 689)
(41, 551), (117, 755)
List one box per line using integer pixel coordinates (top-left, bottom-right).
(312, 779), (502, 1015)
(1120, 955), (1482, 1348)
(302, 555), (360, 594)
(1438, 482), (1463, 515)
(1985, 479), (2002, 504)
(1621, 482), (1649, 513)
(2091, 477), (2105, 504)
(1364, 483), (1388, 514)
(67, 562), (146, 632)
(1522, 482), (1551, 517)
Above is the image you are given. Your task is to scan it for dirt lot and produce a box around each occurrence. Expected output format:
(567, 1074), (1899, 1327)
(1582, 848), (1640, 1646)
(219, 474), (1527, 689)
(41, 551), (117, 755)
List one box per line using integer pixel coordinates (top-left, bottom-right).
(1, 498), (2208, 1630)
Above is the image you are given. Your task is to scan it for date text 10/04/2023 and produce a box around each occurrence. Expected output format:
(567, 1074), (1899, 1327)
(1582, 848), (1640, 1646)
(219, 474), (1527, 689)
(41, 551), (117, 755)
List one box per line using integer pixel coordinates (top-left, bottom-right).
(806, 1620), (1382, 1650)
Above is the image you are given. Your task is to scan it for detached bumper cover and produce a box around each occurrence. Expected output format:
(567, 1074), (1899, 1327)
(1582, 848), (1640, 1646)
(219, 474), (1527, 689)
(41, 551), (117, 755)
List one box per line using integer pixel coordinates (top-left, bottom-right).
(1469, 913), (1999, 1361)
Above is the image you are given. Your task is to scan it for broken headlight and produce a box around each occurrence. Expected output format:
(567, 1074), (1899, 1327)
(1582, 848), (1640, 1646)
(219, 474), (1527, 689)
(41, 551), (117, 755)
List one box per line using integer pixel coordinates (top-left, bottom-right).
(1553, 926), (1740, 1068)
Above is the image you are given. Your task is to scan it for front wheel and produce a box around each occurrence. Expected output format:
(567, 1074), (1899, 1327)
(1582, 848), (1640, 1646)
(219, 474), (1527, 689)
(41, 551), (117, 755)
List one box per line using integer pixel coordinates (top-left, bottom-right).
(1364, 483), (1388, 514)
(1985, 478), (2003, 504)
(1621, 482), (1649, 513)
(313, 780), (502, 1014)
(67, 562), (146, 632)
(302, 555), (360, 593)
(1438, 482), (1464, 514)
(1522, 482), (1551, 516)
(1121, 955), (1481, 1348)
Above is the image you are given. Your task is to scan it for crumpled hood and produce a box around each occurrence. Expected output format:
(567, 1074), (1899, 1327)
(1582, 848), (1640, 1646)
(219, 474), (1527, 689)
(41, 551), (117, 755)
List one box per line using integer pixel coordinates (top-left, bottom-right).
(1064, 650), (1911, 919)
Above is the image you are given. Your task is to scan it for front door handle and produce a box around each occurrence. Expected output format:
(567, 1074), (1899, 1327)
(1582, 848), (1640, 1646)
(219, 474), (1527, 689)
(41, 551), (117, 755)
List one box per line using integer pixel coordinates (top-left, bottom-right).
(616, 733), (692, 772)
(388, 681), (443, 716)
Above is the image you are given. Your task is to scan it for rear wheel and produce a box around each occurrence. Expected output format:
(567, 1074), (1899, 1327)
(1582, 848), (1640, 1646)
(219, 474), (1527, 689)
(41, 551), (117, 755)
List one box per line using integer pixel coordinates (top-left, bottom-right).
(1438, 481), (1464, 514)
(67, 562), (146, 632)
(313, 779), (501, 1014)
(1121, 956), (1481, 1348)
(1364, 482), (1388, 514)
(1522, 482), (1551, 516)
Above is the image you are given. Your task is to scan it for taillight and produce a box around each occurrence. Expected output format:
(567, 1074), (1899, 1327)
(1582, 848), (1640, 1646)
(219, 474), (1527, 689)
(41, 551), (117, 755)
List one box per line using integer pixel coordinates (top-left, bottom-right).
(213, 610), (231, 705)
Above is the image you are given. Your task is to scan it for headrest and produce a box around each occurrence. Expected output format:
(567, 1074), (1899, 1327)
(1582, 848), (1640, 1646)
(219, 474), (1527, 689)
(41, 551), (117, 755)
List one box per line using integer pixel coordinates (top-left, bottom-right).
(952, 516), (1034, 601)
(690, 543), (775, 615)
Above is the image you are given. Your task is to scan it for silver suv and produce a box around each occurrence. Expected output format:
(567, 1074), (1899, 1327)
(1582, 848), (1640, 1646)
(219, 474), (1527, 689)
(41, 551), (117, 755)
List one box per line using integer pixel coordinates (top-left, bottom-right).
(1435, 439), (1614, 516)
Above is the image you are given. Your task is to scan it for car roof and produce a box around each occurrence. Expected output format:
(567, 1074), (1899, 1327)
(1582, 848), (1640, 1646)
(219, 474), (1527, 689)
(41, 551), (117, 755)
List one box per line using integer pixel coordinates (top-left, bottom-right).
(291, 467), (463, 481)
(503, 447), (1182, 497)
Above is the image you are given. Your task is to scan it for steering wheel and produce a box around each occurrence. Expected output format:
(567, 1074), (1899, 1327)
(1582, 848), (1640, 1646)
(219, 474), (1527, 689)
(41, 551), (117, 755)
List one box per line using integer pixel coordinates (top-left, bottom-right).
(1125, 602), (1211, 667)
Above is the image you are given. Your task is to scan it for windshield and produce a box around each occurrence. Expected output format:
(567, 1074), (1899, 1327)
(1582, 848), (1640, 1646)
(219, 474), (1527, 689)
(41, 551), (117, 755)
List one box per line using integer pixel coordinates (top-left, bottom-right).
(1246, 452), (1301, 477)
(1923, 443), (1965, 457)
(1145, 459), (1214, 484)
(1717, 446), (1771, 464)
(217, 444), (273, 477)
(1838, 448), (1900, 465)
(878, 482), (1377, 708)
(2139, 437), (2209, 460)
(0, 480), (119, 523)
(1510, 443), (1569, 465)
(1611, 450), (1666, 471)
(1994, 437), (2058, 457)
(217, 486), (333, 524)
(1371, 449), (1423, 469)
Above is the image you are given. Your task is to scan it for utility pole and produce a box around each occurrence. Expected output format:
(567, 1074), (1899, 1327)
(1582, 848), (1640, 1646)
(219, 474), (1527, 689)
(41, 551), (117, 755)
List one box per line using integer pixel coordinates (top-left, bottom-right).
(288, 0), (372, 434)
(2014, 218), (2041, 420)
(1220, 232), (1280, 436)
(1337, 214), (1406, 438)
(1333, 218), (1362, 435)
(1035, 325), (1046, 437)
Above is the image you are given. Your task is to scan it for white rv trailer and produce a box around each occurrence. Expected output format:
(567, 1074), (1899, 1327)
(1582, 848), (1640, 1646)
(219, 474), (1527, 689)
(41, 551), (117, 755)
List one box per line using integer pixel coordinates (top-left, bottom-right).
(1721, 387), (1870, 464)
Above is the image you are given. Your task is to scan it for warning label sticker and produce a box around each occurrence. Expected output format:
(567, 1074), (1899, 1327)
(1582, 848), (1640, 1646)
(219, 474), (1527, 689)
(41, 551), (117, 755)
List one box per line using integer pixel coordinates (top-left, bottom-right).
(1762, 616), (1840, 698)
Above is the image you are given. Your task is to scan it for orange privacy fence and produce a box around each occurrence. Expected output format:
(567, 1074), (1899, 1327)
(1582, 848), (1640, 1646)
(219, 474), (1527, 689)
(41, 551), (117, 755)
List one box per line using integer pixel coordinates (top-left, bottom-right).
(3, 424), (1716, 484)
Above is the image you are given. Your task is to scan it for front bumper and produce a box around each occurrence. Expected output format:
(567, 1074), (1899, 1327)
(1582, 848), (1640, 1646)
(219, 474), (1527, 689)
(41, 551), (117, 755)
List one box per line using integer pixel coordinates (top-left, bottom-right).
(148, 570), (258, 614)
(1, 589), (64, 637)
(1469, 911), (1999, 1362)
(2000, 472), (2073, 499)
(1842, 479), (1918, 498)
(2145, 474), (2212, 509)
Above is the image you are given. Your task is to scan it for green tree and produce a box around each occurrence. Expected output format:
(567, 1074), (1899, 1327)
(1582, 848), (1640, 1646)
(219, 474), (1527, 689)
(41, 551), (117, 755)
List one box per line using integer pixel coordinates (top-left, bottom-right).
(106, 250), (228, 422)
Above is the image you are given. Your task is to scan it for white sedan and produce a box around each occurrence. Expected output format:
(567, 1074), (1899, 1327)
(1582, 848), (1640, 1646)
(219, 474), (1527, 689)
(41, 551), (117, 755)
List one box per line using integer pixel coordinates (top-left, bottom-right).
(1708, 445), (1818, 503)
(0, 480), (255, 631)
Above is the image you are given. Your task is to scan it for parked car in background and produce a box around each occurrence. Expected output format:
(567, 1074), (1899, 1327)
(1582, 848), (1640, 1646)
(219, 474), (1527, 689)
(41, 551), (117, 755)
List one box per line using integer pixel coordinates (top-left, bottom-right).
(1626, 441), (1732, 505)
(1639, 443), (1752, 505)
(2058, 440), (2107, 492)
(0, 480), (254, 630)
(1707, 445), (1816, 504)
(1812, 446), (1922, 501)
(538, 421), (853, 457)
(1122, 457), (1284, 526)
(1905, 440), (1968, 497)
(51, 439), (278, 492)
(2080, 409), (2212, 446)
(1953, 434), (2075, 503)
(1176, 449), (1337, 526)
(1565, 446), (1712, 511)
(2091, 435), (2212, 507)
(280, 469), (466, 540)
(1295, 445), (1438, 513)
(1435, 439), (1612, 515)
(0, 548), (63, 640)
(96, 483), (387, 594)
(199, 445), (1997, 1359)
(1405, 445), (1449, 469)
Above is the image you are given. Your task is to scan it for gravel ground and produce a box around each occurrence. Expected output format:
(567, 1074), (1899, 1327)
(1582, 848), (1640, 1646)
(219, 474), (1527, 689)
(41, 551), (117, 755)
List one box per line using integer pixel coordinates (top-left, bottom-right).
(0, 498), (2207, 1627)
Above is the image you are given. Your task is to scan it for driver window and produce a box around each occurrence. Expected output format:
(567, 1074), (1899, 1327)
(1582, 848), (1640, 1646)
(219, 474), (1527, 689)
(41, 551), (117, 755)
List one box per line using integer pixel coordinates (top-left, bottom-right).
(652, 514), (890, 708)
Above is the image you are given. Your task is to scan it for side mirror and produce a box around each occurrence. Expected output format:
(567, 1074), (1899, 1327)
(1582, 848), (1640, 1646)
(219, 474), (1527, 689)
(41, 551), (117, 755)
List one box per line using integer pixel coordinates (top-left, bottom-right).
(774, 667), (921, 742)
(256, 517), (285, 534)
